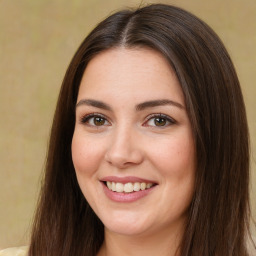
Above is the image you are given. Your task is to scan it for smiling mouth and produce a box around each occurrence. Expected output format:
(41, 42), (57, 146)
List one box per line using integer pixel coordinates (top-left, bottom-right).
(103, 181), (156, 193)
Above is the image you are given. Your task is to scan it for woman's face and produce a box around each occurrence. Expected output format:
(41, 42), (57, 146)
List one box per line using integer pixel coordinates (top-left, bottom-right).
(72, 48), (195, 237)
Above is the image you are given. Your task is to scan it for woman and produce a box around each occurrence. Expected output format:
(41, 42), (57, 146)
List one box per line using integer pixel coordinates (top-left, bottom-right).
(1, 3), (254, 256)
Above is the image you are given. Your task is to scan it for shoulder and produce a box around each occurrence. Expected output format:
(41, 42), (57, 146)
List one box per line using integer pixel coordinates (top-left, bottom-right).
(0, 246), (28, 256)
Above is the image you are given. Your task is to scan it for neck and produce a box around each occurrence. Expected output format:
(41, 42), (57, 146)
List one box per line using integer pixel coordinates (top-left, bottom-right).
(97, 222), (185, 256)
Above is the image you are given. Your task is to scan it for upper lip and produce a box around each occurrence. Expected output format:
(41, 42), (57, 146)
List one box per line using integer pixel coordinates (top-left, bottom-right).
(100, 176), (158, 184)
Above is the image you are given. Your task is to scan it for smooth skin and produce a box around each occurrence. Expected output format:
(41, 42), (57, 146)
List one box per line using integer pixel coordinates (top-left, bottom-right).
(72, 47), (196, 256)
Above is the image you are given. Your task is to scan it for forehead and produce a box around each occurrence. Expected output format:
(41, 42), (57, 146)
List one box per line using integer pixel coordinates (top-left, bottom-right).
(78, 47), (184, 105)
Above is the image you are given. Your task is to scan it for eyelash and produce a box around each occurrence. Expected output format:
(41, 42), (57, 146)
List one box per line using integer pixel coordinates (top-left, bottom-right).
(79, 113), (176, 128)
(143, 113), (176, 127)
(80, 113), (110, 127)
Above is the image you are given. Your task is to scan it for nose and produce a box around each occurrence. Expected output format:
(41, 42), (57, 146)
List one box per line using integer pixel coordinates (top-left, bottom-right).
(104, 126), (144, 169)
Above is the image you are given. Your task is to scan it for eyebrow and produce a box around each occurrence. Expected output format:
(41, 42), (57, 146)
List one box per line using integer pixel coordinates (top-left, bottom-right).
(135, 99), (184, 111)
(76, 99), (184, 111)
(76, 99), (112, 110)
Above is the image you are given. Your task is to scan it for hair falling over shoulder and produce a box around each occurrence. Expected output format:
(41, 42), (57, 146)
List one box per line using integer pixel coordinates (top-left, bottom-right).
(28, 4), (254, 256)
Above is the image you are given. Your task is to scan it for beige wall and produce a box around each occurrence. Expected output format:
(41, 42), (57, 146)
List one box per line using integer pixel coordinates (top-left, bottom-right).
(0, 0), (255, 249)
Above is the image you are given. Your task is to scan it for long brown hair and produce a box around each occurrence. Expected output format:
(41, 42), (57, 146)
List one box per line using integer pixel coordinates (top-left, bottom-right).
(29, 4), (252, 256)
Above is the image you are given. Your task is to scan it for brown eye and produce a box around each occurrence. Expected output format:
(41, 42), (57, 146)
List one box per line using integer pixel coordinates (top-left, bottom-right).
(154, 117), (167, 126)
(144, 114), (176, 128)
(80, 114), (110, 127)
(94, 117), (105, 126)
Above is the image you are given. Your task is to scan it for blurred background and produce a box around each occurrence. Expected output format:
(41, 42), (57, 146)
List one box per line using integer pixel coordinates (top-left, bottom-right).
(0, 0), (255, 249)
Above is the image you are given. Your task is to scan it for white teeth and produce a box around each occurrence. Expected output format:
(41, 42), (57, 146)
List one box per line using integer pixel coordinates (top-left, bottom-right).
(133, 182), (141, 191)
(115, 183), (124, 192)
(107, 181), (112, 190)
(146, 183), (153, 189)
(112, 182), (116, 192)
(105, 181), (154, 193)
(141, 182), (146, 190)
(124, 183), (133, 193)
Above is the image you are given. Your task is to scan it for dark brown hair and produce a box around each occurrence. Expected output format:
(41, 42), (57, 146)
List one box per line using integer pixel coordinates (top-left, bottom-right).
(29, 4), (252, 256)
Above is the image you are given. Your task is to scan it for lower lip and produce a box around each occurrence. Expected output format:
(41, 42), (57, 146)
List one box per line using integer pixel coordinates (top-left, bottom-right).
(101, 182), (156, 203)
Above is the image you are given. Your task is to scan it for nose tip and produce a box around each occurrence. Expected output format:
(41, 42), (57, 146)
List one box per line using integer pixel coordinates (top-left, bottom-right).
(104, 132), (143, 168)
(105, 149), (143, 168)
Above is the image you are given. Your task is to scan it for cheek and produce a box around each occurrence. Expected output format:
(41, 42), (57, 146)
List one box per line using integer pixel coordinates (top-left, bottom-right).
(151, 134), (195, 217)
(71, 133), (105, 177)
(150, 134), (195, 178)
(71, 133), (108, 213)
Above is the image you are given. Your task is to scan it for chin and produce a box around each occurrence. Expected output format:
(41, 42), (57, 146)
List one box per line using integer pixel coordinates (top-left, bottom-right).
(105, 223), (150, 236)
(100, 212), (152, 236)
